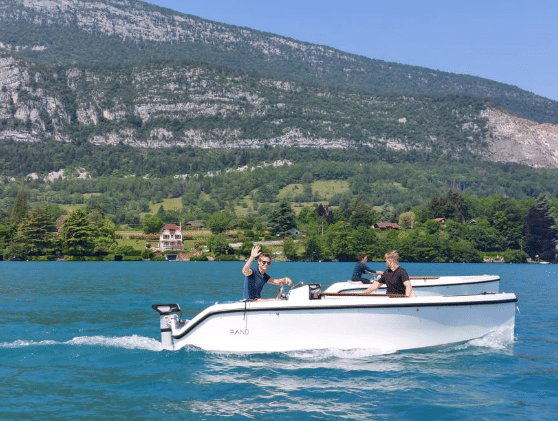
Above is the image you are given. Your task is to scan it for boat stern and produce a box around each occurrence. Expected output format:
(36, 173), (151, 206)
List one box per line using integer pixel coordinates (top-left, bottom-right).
(152, 303), (182, 350)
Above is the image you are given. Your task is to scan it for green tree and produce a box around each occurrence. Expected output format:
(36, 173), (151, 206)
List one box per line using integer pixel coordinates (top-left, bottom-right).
(142, 214), (164, 234)
(399, 211), (415, 229)
(60, 208), (96, 257)
(424, 219), (442, 235)
(5, 207), (59, 260)
(297, 206), (316, 226)
(302, 235), (323, 261)
(470, 220), (503, 252)
(207, 233), (233, 255)
(492, 210), (522, 250)
(502, 248), (528, 263)
(141, 248), (155, 260)
(330, 230), (357, 261)
(283, 237), (298, 261)
(349, 196), (378, 229)
(352, 227), (379, 259)
(0, 223), (15, 255)
(428, 190), (469, 223)
(268, 200), (297, 238)
(448, 239), (482, 263)
(239, 240), (255, 257)
(523, 194), (557, 261)
(10, 183), (28, 226)
(95, 218), (117, 255)
(206, 211), (231, 234)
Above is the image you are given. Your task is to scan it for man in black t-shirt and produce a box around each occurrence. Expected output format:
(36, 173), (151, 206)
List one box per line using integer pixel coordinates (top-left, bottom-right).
(362, 251), (415, 297)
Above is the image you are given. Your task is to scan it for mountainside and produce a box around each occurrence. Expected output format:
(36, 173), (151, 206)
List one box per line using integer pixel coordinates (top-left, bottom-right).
(2, 0), (557, 123)
(1, 0), (558, 171)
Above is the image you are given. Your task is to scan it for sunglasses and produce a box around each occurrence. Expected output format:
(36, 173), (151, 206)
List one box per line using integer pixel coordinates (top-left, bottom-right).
(259, 260), (271, 266)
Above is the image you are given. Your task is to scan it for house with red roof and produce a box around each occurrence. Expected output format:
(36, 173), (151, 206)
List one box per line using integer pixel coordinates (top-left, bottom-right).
(373, 222), (400, 231)
(159, 224), (184, 251)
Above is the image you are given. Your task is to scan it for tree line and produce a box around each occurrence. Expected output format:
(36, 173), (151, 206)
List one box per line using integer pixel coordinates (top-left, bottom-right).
(202, 193), (557, 264)
(3, 183), (556, 263)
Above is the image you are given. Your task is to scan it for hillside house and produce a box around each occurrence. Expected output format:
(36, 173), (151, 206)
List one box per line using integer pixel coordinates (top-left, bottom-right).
(159, 223), (184, 251)
(373, 222), (400, 231)
(186, 220), (204, 229)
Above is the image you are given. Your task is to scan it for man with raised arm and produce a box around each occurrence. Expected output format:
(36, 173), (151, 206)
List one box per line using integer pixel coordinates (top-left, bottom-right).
(242, 245), (293, 301)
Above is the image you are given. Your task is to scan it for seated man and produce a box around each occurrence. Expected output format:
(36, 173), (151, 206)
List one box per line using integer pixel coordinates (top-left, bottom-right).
(362, 251), (416, 297)
(351, 253), (381, 283)
(242, 246), (292, 301)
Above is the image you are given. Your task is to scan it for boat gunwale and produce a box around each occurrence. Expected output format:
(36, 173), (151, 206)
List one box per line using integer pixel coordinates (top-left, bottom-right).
(327, 275), (501, 291)
(333, 279), (499, 293)
(171, 294), (518, 340)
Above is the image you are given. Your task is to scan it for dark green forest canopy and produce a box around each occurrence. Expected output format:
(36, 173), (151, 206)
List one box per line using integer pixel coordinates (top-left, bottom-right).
(2, 143), (558, 219)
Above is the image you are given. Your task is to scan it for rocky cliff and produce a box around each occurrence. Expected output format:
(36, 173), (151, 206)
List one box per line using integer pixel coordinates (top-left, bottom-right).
(2, 0), (558, 123)
(2, 52), (558, 169)
(482, 109), (558, 168)
(1, 0), (558, 170)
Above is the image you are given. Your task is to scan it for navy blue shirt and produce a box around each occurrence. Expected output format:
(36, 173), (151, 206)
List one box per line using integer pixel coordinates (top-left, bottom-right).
(352, 262), (375, 281)
(243, 265), (271, 300)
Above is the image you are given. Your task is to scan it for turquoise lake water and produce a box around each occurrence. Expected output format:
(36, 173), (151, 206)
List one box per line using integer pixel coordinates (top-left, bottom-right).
(1, 261), (557, 420)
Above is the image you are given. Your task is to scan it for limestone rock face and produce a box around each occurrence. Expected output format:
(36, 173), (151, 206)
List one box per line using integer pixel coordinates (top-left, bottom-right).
(482, 109), (558, 168)
(1, 1), (558, 168)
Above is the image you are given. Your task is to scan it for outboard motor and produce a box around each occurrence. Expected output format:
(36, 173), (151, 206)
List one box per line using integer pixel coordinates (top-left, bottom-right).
(308, 283), (322, 300)
(152, 303), (181, 350)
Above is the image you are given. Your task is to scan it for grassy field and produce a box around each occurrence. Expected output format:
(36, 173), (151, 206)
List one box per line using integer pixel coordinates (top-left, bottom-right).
(148, 197), (183, 214)
(278, 180), (350, 200)
(233, 180), (350, 217)
(117, 238), (148, 250)
(58, 203), (84, 212)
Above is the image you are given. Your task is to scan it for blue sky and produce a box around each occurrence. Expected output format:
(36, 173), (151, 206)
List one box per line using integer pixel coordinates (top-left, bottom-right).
(146, 0), (558, 101)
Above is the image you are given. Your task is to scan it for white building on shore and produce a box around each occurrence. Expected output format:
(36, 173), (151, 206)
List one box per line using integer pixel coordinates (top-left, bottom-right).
(159, 224), (183, 251)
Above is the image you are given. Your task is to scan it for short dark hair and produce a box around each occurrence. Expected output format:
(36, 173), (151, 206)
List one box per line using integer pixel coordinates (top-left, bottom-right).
(357, 252), (367, 262)
(260, 252), (272, 261)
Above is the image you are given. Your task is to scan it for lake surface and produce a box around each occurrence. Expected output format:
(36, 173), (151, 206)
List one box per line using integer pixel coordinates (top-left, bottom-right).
(1, 261), (557, 420)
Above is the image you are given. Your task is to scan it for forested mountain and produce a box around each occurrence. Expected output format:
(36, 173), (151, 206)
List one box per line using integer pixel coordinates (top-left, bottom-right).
(1, 1), (557, 263)
(0, 0), (557, 199)
(1, 0), (558, 124)
(1, 0), (558, 168)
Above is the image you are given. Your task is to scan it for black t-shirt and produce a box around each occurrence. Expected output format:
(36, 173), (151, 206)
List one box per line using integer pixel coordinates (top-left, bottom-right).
(377, 266), (410, 295)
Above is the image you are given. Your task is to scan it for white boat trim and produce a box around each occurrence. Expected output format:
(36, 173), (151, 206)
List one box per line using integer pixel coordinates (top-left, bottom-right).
(324, 274), (501, 296)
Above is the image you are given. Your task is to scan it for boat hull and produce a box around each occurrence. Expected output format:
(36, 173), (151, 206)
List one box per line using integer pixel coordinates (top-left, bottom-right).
(324, 275), (501, 296)
(156, 290), (517, 353)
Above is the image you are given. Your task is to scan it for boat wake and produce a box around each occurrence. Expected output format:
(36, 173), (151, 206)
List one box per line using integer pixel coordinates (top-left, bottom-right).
(2, 326), (514, 355)
(1, 335), (164, 351)
(444, 325), (515, 354)
(289, 347), (396, 360)
(468, 325), (515, 349)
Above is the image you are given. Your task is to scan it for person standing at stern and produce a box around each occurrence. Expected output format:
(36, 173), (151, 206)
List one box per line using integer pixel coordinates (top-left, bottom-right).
(362, 251), (416, 297)
(242, 246), (292, 301)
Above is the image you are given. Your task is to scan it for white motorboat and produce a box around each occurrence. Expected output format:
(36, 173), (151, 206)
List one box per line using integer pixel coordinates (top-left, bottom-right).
(324, 274), (500, 296)
(152, 282), (517, 353)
